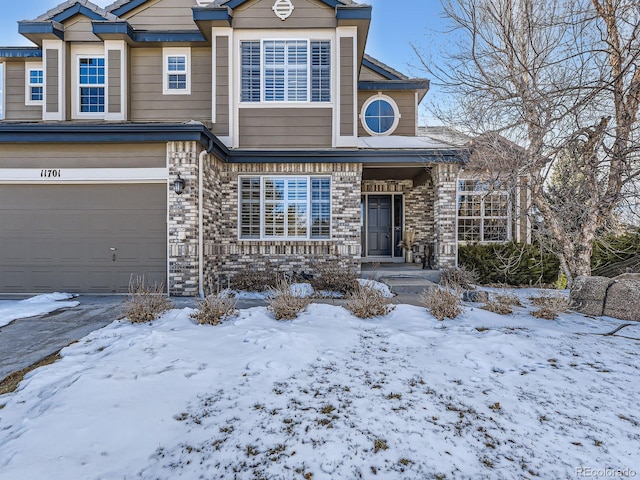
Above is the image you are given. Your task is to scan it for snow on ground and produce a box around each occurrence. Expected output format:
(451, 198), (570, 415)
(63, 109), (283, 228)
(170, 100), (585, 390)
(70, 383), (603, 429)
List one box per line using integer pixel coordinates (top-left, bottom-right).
(1, 297), (639, 479)
(0, 293), (79, 328)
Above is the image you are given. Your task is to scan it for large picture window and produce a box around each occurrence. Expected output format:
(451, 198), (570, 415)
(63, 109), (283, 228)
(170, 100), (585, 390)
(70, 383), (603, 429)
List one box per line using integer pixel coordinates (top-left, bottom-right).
(240, 40), (331, 103)
(239, 176), (331, 240)
(457, 180), (510, 242)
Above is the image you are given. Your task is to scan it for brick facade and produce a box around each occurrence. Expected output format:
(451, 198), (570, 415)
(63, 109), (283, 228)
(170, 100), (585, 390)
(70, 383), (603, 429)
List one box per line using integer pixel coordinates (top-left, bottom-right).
(433, 163), (461, 268)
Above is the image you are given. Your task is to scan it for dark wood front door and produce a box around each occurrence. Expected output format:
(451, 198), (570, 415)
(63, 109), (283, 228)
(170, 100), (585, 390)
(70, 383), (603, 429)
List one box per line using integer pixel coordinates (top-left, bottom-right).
(367, 195), (392, 256)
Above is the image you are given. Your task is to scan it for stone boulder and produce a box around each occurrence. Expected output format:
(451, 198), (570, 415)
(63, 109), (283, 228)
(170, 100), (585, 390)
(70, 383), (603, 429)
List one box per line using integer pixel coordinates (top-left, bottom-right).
(603, 277), (640, 321)
(462, 290), (490, 303)
(569, 276), (611, 316)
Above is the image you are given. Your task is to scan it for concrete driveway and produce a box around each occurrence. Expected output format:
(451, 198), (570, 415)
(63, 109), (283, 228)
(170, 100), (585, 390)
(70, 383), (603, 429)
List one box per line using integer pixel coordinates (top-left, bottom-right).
(0, 296), (125, 381)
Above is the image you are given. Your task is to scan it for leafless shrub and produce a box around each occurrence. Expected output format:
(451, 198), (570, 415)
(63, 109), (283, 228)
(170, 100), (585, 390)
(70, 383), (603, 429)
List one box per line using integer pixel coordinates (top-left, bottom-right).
(421, 287), (462, 321)
(191, 292), (237, 326)
(440, 266), (477, 290)
(122, 275), (173, 323)
(494, 294), (522, 307)
(529, 295), (569, 320)
(310, 259), (359, 294)
(267, 279), (311, 321)
(480, 300), (513, 315)
(229, 267), (278, 292)
(346, 283), (395, 319)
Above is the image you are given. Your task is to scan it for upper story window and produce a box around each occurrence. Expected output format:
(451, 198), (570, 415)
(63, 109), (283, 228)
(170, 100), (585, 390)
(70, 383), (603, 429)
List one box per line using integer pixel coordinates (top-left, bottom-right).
(361, 94), (401, 136)
(25, 62), (44, 106)
(457, 180), (511, 243)
(241, 40), (331, 103)
(79, 57), (105, 113)
(163, 47), (191, 95)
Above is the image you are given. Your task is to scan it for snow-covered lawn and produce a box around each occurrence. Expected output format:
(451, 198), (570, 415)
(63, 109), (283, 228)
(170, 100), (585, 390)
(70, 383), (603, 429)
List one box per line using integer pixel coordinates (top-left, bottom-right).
(0, 293), (79, 328)
(1, 294), (639, 479)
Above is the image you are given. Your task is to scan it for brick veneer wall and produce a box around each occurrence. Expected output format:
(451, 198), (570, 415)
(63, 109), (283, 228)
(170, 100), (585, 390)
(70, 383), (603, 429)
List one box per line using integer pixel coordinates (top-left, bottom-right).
(204, 162), (363, 286)
(433, 163), (461, 268)
(167, 141), (200, 296)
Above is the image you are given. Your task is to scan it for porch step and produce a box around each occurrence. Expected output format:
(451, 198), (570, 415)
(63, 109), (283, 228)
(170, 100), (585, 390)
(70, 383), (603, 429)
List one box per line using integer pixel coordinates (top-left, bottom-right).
(378, 276), (439, 295)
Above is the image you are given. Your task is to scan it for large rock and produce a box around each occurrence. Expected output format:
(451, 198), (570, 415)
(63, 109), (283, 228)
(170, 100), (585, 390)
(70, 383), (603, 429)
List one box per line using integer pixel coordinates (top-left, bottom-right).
(569, 276), (611, 316)
(603, 279), (640, 321)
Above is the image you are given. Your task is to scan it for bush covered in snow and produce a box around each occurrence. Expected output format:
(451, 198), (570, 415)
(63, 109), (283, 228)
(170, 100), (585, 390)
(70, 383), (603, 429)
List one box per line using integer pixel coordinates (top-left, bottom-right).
(267, 280), (312, 320)
(121, 275), (173, 323)
(421, 287), (462, 321)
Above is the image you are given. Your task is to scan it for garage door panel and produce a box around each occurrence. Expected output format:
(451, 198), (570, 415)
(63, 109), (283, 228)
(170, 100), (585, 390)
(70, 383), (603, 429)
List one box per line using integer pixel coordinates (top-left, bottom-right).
(0, 184), (167, 293)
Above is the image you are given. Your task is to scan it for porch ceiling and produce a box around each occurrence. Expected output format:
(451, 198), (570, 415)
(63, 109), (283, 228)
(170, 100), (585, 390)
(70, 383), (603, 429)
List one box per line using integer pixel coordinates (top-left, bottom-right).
(362, 166), (432, 186)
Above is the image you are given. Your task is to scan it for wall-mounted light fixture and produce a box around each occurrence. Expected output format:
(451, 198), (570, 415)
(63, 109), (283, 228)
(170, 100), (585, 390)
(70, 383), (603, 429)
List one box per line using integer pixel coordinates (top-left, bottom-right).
(174, 173), (186, 195)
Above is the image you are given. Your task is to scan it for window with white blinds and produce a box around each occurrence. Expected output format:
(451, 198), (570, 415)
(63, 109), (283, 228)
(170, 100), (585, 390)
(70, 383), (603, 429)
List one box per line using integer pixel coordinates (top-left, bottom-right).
(240, 40), (331, 103)
(239, 176), (331, 240)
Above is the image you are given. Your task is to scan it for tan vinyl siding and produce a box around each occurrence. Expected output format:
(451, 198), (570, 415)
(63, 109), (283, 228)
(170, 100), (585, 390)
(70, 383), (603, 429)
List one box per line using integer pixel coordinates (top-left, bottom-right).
(3, 62), (41, 121)
(358, 91), (417, 137)
(108, 50), (122, 114)
(340, 37), (354, 137)
(130, 47), (211, 122)
(234, 0), (336, 29)
(239, 108), (333, 148)
(63, 16), (100, 42)
(213, 36), (229, 137)
(359, 65), (388, 81)
(46, 49), (59, 114)
(0, 143), (166, 169)
(123, 0), (197, 30)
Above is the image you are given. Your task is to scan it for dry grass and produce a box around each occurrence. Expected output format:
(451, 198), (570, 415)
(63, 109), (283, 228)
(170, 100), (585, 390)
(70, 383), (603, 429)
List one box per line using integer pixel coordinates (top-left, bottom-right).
(0, 349), (63, 397)
(529, 295), (569, 320)
(440, 266), (477, 290)
(346, 283), (395, 319)
(267, 280), (312, 321)
(310, 259), (359, 294)
(229, 267), (278, 292)
(122, 275), (173, 323)
(494, 294), (522, 307)
(191, 292), (238, 326)
(481, 300), (513, 315)
(420, 287), (462, 321)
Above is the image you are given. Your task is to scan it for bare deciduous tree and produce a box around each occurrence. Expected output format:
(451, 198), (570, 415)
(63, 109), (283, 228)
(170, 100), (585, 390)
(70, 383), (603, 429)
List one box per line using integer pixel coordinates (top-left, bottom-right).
(417, 0), (640, 284)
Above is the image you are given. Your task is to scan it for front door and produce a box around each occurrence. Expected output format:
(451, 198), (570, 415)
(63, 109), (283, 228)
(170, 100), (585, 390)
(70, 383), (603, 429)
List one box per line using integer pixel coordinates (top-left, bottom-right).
(367, 195), (392, 256)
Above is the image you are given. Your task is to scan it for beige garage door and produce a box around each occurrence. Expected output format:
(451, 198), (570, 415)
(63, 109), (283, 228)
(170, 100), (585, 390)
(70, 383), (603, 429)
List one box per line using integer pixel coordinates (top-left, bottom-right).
(0, 184), (167, 294)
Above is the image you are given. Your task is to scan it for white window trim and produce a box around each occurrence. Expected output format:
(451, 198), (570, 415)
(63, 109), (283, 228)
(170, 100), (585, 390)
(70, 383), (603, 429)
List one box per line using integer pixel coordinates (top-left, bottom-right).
(360, 93), (401, 137)
(71, 45), (106, 120)
(25, 62), (44, 106)
(163, 47), (191, 95)
(235, 30), (335, 109)
(238, 175), (332, 241)
(456, 179), (512, 243)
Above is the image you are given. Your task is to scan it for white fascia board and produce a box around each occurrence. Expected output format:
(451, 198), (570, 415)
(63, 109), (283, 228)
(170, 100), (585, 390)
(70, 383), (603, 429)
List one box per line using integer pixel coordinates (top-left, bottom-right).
(0, 168), (169, 183)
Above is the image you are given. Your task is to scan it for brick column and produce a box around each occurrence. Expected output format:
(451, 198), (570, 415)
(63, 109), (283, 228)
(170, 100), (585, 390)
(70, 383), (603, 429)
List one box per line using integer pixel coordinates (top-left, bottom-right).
(433, 163), (461, 269)
(168, 141), (200, 296)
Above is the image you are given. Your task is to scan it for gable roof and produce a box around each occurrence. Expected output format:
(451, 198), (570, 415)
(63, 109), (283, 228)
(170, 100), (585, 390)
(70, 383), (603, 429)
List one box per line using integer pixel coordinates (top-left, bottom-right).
(34, 0), (120, 22)
(362, 54), (408, 81)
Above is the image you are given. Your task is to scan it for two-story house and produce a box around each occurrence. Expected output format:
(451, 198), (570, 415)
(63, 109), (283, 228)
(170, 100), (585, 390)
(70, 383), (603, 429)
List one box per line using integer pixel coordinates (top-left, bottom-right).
(0, 0), (528, 295)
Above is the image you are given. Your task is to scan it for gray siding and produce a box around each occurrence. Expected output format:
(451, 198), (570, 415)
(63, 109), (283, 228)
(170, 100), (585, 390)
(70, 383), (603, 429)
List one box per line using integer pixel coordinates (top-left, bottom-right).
(234, 0), (336, 29)
(239, 108), (333, 148)
(359, 65), (388, 81)
(0, 143), (166, 169)
(213, 36), (229, 137)
(3, 62), (41, 121)
(46, 49), (59, 114)
(130, 47), (212, 122)
(64, 16), (100, 42)
(358, 90), (417, 137)
(123, 0), (197, 30)
(340, 36), (354, 137)
(108, 50), (122, 114)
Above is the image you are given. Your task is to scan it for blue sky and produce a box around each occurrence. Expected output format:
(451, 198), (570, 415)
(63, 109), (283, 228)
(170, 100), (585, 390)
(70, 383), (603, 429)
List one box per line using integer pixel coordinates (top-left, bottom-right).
(0, 0), (448, 123)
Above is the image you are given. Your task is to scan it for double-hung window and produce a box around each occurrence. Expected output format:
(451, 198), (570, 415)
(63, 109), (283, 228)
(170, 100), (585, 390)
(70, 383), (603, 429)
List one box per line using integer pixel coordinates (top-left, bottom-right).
(78, 57), (105, 113)
(163, 47), (191, 95)
(457, 180), (510, 242)
(240, 40), (331, 103)
(25, 64), (44, 105)
(239, 176), (331, 240)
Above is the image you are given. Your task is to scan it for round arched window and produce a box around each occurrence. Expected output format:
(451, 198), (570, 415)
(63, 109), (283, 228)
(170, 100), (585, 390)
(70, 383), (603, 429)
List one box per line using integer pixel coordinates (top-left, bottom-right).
(361, 95), (400, 136)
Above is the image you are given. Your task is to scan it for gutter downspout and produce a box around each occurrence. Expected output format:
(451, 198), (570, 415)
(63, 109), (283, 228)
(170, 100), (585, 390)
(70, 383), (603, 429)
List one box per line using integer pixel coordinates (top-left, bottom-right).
(198, 149), (207, 298)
